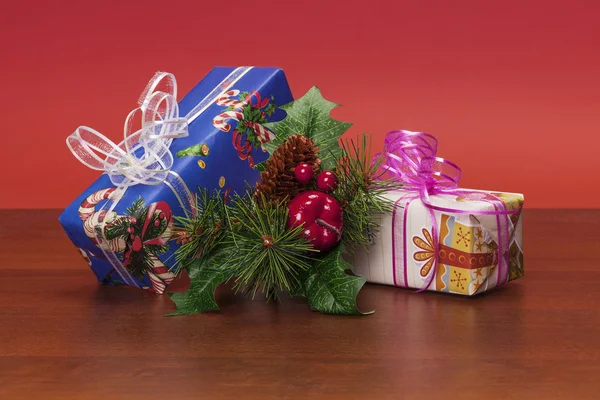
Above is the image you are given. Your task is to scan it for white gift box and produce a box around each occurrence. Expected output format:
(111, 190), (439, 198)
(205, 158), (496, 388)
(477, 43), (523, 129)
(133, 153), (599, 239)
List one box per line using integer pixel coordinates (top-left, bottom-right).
(350, 189), (524, 296)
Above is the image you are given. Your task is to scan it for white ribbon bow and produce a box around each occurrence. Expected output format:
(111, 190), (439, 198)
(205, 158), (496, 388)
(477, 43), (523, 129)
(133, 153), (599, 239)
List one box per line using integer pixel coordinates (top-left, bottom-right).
(66, 72), (189, 187)
(65, 67), (254, 291)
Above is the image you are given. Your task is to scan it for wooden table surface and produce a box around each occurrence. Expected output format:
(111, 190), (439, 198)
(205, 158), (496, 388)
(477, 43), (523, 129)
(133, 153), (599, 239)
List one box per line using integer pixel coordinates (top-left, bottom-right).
(0, 209), (599, 399)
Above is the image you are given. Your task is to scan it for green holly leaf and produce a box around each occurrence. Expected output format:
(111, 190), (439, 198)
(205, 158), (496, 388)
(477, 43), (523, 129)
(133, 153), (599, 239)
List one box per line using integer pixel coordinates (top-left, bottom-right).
(240, 91), (250, 100)
(166, 247), (234, 316)
(265, 103), (276, 116)
(251, 108), (261, 120)
(254, 162), (267, 172)
(262, 86), (352, 170)
(236, 121), (245, 133)
(299, 245), (373, 315)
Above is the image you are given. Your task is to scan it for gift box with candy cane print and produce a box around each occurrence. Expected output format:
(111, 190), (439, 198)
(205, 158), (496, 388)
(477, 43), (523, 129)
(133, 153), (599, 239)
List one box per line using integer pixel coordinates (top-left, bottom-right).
(351, 130), (524, 295)
(59, 67), (293, 294)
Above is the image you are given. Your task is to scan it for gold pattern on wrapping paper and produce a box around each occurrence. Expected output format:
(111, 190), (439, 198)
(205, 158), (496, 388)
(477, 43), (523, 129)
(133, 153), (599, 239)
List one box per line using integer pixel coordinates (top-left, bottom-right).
(201, 144), (210, 156)
(413, 228), (436, 277)
(509, 241), (524, 280)
(450, 269), (467, 291)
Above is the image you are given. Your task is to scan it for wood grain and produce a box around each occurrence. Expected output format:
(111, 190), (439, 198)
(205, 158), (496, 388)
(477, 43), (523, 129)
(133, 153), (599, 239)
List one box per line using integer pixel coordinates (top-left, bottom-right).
(1, 209), (599, 399)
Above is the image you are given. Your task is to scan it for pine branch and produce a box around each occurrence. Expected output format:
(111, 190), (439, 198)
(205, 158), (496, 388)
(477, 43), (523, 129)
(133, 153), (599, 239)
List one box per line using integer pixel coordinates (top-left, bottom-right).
(126, 197), (147, 221)
(332, 134), (403, 253)
(103, 216), (131, 241)
(224, 193), (317, 300)
(146, 243), (169, 256)
(126, 249), (151, 279)
(172, 189), (229, 274)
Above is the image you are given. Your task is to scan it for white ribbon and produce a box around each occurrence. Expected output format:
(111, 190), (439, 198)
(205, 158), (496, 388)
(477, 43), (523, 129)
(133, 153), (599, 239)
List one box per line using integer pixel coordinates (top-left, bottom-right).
(67, 72), (189, 187)
(66, 67), (254, 290)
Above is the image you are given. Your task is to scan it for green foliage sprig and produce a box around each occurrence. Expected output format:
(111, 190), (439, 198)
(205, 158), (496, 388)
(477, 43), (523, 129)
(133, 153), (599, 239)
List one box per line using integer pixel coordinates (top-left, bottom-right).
(332, 134), (403, 253)
(167, 87), (397, 316)
(224, 193), (316, 300)
(257, 86), (352, 171)
(171, 189), (229, 273)
(103, 197), (170, 279)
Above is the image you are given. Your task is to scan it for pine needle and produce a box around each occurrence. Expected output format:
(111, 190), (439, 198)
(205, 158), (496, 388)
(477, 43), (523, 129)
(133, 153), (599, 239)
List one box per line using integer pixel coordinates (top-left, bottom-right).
(332, 133), (403, 253)
(224, 192), (317, 300)
(170, 189), (229, 274)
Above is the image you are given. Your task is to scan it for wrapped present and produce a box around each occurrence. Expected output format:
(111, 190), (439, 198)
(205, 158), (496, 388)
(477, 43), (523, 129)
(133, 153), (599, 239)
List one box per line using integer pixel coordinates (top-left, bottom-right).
(352, 130), (524, 295)
(59, 67), (293, 294)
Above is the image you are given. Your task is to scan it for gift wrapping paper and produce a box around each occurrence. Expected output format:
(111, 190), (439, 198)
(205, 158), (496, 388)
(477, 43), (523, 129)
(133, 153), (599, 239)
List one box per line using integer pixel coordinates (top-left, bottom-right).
(352, 189), (524, 296)
(59, 66), (293, 293)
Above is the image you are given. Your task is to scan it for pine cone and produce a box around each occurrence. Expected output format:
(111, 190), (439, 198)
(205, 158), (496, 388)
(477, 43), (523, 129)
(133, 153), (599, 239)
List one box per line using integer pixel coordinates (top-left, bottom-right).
(255, 135), (320, 206)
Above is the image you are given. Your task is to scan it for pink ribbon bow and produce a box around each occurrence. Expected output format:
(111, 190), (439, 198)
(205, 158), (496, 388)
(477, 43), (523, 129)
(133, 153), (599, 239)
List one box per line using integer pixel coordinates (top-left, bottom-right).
(376, 130), (521, 292)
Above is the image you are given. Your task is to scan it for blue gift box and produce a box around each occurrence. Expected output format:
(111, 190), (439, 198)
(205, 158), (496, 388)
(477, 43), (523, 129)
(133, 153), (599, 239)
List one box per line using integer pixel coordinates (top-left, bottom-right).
(59, 66), (293, 293)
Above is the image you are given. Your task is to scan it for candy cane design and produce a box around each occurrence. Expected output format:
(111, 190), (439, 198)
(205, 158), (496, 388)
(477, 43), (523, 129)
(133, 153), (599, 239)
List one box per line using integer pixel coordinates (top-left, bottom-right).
(77, 248), (92, 266)
(120, 201), (176, 295)
(212, 110), (244, 132)
(146, 255), (175, 295)
(216, 90), (246, 108)
(212, 90), (275, 144)
(78, 188), (127, 253)
(78, 188), (177, 294)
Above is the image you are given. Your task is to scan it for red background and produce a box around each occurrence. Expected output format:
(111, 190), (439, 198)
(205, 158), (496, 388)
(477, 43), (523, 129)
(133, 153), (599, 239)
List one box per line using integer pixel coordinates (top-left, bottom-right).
(1, 0), (598, 209)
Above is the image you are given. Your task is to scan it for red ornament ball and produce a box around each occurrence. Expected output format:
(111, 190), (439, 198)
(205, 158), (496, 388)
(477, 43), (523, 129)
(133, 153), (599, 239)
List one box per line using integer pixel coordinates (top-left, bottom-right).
(316, 170), (338, 192)
(287, 190), (343, 251)
(294, 163), (314, 184)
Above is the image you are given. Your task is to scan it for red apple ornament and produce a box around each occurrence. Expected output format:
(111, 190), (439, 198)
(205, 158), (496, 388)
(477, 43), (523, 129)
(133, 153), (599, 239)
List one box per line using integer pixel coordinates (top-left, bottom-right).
(287, 191), (343, 251)
(316, 170), (338, 192)
(294, 162), (314, 184)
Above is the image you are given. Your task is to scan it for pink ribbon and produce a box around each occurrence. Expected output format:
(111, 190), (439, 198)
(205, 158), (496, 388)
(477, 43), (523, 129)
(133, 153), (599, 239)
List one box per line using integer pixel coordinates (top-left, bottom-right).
(375, 130), (521, 292)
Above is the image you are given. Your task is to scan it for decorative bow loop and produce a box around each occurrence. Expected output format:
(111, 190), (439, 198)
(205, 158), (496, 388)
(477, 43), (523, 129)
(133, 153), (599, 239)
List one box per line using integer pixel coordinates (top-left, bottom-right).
(67, 67), (255, 292)
(377, 130), (461, 193)
(376, 130), (521, 293)
(66, 72), (189, 187)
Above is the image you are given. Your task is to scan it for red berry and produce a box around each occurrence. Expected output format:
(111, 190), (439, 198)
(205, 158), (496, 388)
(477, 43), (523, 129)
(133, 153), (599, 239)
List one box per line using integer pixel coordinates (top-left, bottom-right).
(287, 190), (343, 251)
(316, 170), (338, 192)
(294, 163), (314, 184)
(154, 219), (161, 227)
(131, 236), (143, 252)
